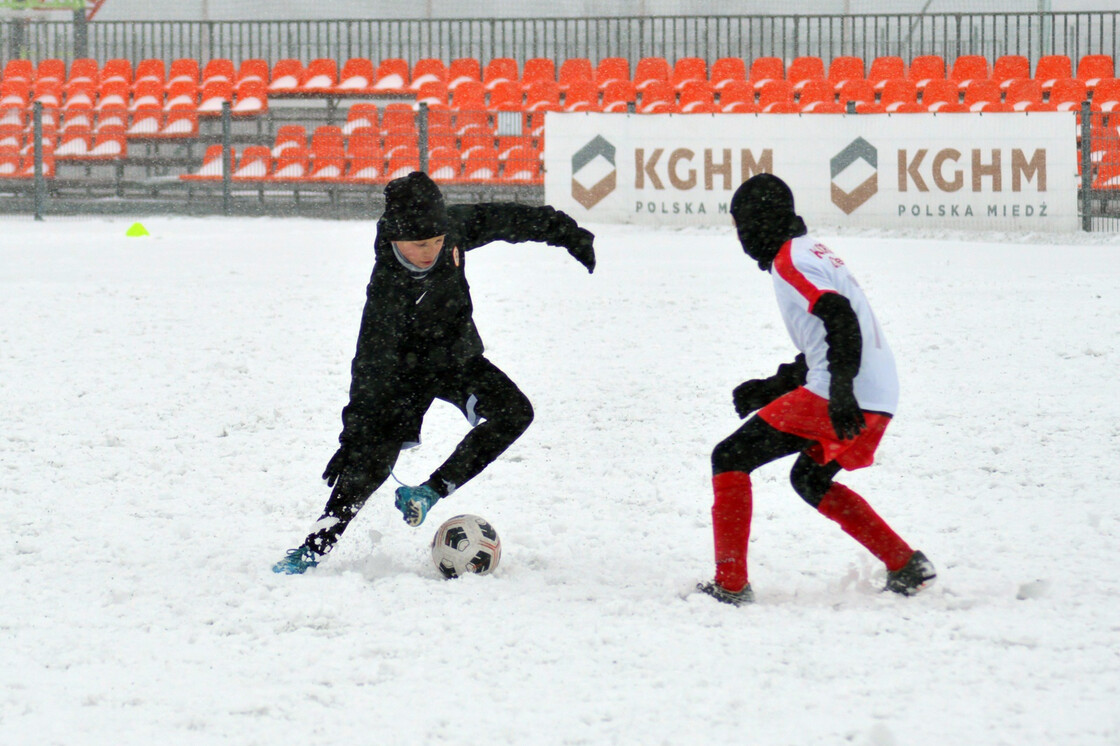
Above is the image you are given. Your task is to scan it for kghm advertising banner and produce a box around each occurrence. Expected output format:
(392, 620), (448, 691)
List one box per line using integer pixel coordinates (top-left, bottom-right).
(544, 112), (1079, 232)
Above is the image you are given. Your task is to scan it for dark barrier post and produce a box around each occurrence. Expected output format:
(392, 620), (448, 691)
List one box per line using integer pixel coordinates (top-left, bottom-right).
(1081, 100), (1092, 232)
(33, 101), (45, 222)
(73, 7), (88, 59)
(222, 100), (232, 216)
(418, 102), (429, 174)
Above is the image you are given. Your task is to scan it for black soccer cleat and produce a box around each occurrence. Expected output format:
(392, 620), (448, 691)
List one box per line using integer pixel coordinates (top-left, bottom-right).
(697, 581), (755, 606)
(885, 550), (936, 596)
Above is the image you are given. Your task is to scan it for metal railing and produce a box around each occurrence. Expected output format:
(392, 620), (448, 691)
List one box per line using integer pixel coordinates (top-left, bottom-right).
(3, 12), (1118, 67)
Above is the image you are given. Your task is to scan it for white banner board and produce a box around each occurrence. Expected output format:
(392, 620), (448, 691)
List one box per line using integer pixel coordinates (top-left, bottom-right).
(544, 112), (1079, 232)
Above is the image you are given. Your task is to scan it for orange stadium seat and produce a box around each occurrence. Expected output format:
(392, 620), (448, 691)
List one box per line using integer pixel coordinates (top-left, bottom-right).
(483, 58), (519, 91)
(450, 80), (487, 114)
(880, 79), (921, 112)
(488, 80), (524, 110)
(827, 56), (864, 91)
(1077, 54), (1115, 92)
(56, 123), (91, 157)
(3, 60), (34, 84)
(236, 59), (269, 88)
(271, 125), (306, 157)
(448, 58), (482, 91)
(268, 59), (303, 94)
(557, 58), (593, 93)
(718, 80), (759, 112)
(307, 146), (346, 180)
(66, 58), (99, 89)
(95, 80), (129, 111)
(672, 57), (707, 91)
(131, 79), (164, 110)
(197, 79), (232, 115)
(427, 145), (461, 182)
(36, 59), (67, 85)
(385, 148), (421, 179)
(921, 79), (964, 112)
(868, 55), (905, 91)
(710, 57), (746, 91)
(126, 105), (162, 136)
(521, 58), (556, 90)
(1, 80), (30, 108)
(181, 144), (232, 180)
(949, 55), (990, 91)
(164, 79), (198, 111)
(84, 130), (126, 159)
(748, 57), (784, 91)
(758, 79), (794, 112)
(462, 145), (500, 180)
(271, 147), (308, 180)
(159, 109), (197, 138)
(232, 145), (272, 179)
(415, 81), (449, 107)
(336, 58), (374, 93)
(1034, 54), (1072, 92)
(1004, 79), (1050, 111)
(101, 59), (132, 87)
(1049, 78), (1090, 111)
(411, 58), (448, 90)
(787, 56), (825, 92)
(346, 133), (384, 182)
(504, 144), (542, 182)
(301, 59), (338, 93)
(679, 80), (717, 113)
(33, 79), (63, 108)
(992, 54), (1031, 90)
(167, 59), (200, 89)
(797, 79), (841, 112)
(341, 103), (379, 135)
(96, 105), (128, 131)
(525, 80), (560, 111)
(907, 54), (945, 92)
(633, 57), (671, 92)
(202, 58), (234, 86)
(232, 80), (267, 116)
(133, 59), (165, 89)
(594, 57), (630, 91)
(601, 80), (636, 112)
(1092, 78), (1120, 112)
(637, 80), (678, 113)
(372, 58), (409, 92)
(60, 104), (93, 133)
(458, 123), (494, 154)
(962, 80), (1007, 112)
(562, 79), (600, 112)
(0, 145), (20, 176)
(838, 78), (879, 112)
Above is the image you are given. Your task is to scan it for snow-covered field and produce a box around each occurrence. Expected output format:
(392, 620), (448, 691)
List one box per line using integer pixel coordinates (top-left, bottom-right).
(2, 216), (1118, 745)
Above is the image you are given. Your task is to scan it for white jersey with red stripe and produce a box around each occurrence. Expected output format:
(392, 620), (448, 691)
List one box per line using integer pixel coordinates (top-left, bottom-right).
(769, 235), (899, 415)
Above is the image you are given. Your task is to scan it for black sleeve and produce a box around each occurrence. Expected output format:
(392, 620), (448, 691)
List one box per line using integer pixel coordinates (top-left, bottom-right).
(810, 292), (862, 385)
(772, 353), (809, 391)
(339, 274), (404, 443)
(449, 203), (589, 252)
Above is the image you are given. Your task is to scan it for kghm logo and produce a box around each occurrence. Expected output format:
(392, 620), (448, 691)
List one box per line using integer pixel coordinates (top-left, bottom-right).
(831, 137), (878, 214)
(571, 135), (616, 209)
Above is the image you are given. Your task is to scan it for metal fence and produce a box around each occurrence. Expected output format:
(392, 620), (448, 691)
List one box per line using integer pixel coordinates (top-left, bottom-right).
(3, 12), (1119, 67)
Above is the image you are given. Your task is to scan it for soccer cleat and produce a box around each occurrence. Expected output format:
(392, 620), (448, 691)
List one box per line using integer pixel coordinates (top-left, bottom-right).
(885, 550), (936, 596)
(697, 581), (755, 606)
(394, 484), (441, 527)
(271, 545), (321, 575)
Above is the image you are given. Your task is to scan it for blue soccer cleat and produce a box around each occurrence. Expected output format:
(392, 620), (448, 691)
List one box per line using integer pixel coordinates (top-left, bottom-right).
(394, 484), (440, 527)
(272, 545), (321, 575)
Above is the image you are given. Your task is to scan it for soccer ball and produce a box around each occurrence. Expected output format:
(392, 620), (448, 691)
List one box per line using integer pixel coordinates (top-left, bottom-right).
(431, 514), (501, 579)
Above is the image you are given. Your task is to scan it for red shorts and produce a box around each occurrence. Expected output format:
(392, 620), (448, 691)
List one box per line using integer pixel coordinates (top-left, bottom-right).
(758, 387), (891, 470)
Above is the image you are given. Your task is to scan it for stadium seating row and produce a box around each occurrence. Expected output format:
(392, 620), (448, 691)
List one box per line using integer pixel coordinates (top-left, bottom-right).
(2, 53), (1115, 101)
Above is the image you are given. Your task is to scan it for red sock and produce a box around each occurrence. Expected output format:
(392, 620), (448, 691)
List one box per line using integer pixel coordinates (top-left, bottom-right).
(711, 471), (752, 592)
(818, 484), (913, 571)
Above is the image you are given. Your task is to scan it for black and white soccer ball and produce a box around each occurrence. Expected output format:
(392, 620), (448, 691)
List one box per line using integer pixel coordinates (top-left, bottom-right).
(430, 514), (501, 579)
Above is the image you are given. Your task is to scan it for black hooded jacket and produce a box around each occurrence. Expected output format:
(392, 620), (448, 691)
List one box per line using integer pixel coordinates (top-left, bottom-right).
(340, 202), (593, 442)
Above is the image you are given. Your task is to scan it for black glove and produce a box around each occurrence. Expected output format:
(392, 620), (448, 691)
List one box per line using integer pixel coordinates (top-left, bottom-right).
(732, 379), (777, 418)
(322, 445), (351, 487)
(566, 227), (596, 273)
(732, 354), (808, 418)
(828, 379), (866, 440)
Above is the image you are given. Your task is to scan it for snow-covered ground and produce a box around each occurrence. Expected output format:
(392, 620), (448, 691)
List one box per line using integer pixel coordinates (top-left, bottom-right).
(2, 216), (1118, 745)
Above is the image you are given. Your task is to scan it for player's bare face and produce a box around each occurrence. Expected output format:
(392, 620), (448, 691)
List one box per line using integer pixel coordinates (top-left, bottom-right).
(394, 235), (446, 268)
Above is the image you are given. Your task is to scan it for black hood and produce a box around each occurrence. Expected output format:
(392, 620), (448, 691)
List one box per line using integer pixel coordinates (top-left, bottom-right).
(730, 173), (807, 271)
(379, 171), (450, 241)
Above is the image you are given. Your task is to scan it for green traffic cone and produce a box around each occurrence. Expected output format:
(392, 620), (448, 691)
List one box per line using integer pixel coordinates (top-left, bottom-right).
(126, 222), (150, 237)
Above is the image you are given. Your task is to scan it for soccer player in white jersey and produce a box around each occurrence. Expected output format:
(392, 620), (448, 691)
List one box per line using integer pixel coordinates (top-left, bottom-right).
(697, 173), (935, 606)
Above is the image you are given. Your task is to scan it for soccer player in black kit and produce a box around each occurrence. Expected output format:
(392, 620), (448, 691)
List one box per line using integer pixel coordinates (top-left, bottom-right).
(274, 171), (596, 574)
